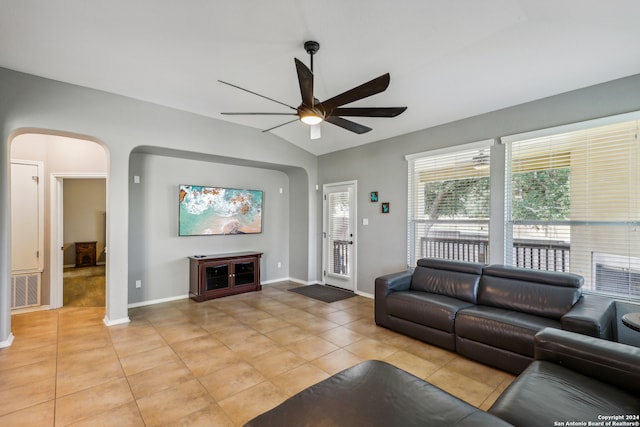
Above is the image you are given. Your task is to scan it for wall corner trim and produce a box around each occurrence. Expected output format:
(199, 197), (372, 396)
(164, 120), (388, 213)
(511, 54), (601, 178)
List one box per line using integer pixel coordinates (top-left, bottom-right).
(103, 316), (131, 327)
(0, 333), (15, 348)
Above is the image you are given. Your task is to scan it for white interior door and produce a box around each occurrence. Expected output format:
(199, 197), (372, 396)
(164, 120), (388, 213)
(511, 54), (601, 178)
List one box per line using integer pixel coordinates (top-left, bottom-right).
(323, 181), (357, 291)
(11, 161), (43, 273)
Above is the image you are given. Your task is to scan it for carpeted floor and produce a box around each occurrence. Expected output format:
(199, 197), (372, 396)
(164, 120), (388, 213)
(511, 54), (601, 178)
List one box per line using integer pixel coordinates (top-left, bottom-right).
(288, 284), (356, 303)
(63, 265), (105, 307)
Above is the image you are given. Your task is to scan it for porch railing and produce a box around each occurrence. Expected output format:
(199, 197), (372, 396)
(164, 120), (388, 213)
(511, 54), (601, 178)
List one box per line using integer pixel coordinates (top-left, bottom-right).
(420, 236), (570, 271)
(331, 239), (351, 275)
(421, 236), (488, 264)
(512, 239), (570, 271)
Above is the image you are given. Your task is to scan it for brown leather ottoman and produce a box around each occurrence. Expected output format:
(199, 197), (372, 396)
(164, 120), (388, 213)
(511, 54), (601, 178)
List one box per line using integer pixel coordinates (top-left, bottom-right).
(244, 360), (512, 426)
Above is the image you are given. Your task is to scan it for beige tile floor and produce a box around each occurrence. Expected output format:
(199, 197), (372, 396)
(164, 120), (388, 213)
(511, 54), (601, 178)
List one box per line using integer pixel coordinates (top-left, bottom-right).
(0, 281), (515, 426)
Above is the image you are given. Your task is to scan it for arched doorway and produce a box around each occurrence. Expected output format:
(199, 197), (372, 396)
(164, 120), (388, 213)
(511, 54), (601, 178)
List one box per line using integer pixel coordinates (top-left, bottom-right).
(10, 132), (108, 311)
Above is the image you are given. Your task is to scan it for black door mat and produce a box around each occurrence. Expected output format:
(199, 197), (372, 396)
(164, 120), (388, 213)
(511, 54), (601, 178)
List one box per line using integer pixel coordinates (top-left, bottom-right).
(288, 284), (356, 303)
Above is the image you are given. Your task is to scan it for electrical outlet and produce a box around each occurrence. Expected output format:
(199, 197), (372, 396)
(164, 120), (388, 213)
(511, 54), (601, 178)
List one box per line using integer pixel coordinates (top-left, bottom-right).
(277, 262), (282, 268)
(135, 280), (142, 288)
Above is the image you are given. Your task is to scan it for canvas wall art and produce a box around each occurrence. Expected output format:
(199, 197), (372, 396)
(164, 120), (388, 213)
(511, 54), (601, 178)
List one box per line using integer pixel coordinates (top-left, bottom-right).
(179, 185), (263, 235)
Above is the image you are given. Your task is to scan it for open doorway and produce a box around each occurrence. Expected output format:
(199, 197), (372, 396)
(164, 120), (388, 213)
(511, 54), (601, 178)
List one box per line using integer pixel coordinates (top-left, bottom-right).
(10, 133), (108, 311)
(61, 178), (107, 307)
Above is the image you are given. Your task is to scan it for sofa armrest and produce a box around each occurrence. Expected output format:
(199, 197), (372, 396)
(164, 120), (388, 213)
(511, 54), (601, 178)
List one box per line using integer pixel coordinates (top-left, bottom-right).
(375, 270), (412, 297)
(561, 294), (616, 340)
(374, 270), (412, 327)
(534, 327), (640, 394)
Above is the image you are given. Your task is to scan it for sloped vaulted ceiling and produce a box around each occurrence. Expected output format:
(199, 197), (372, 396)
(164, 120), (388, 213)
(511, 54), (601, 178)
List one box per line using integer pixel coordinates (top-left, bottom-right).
(1, 0), (640, 155)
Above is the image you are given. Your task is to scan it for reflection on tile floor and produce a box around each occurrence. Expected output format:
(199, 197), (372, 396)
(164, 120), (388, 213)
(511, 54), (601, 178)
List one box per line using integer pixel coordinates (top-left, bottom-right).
(0, 281), (515, 426)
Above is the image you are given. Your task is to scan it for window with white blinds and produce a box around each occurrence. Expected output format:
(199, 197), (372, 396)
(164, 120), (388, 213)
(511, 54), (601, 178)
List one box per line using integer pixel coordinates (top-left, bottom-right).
(505, 119), (640, 299)
(407, 143), (492, 267)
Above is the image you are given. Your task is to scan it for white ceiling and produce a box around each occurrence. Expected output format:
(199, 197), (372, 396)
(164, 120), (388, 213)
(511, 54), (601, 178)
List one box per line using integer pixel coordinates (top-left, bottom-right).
(2, 1), (640, 156)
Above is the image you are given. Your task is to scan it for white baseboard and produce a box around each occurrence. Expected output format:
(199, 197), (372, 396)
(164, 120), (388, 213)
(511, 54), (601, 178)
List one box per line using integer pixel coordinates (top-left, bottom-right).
(0, 333), (15, 349)
(261, 277), (318, 286)
(355, 290), (374, 299)
(102, 316), (131, 326)
(10, 305), (51, 315)
(103, 315), (131, 326)
(127, 294), (189, 309)
(289, 277), (317, 286)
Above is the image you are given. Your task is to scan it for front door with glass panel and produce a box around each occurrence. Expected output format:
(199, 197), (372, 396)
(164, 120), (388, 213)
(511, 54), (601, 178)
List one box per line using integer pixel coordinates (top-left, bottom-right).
(323, 182), (356, 291)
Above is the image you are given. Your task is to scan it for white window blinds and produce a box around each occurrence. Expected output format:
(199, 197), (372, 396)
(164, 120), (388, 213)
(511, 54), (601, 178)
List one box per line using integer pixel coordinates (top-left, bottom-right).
(506, 119), (640, 299)
(407, 143), (492, 267)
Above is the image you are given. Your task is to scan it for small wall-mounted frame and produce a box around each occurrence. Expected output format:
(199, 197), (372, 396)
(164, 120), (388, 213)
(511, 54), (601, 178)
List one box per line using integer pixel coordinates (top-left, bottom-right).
(381, 202), (390, 213)
(370, 191), (379, 202)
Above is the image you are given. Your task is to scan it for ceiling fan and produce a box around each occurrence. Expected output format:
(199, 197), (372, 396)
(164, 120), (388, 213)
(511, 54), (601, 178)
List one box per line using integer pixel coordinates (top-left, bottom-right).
(219, 41), (407, 140)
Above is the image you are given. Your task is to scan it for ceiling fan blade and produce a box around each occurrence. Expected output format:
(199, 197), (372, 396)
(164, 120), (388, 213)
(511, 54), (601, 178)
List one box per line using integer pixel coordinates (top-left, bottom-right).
(262, 118), (299, 133)
(310, 124), (321, 140)
(218, 80), (298, 111)
(221, 112), (297, 116)
(325, 116), (372, 134)
(331, 107), (407, 117)
(318, 73), (390, 111)
(294, 58), (314, 107)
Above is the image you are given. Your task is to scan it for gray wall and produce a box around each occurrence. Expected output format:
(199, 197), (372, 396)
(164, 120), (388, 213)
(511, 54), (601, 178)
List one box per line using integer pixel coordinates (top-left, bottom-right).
(128, 152), (290, 304)
(286, 166), (312, 281)
(318, 73), (640, 295)
(0, 67), (318, 345)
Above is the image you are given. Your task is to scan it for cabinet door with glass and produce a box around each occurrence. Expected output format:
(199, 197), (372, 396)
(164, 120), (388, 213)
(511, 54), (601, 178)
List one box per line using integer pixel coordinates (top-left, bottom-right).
(204, 262), (230, 292)
(233, 259), (257, 287)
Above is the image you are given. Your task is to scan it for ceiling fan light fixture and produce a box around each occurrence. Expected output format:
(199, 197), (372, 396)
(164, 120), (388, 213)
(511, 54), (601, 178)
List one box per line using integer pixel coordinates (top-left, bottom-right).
(300, 110), (324, 125)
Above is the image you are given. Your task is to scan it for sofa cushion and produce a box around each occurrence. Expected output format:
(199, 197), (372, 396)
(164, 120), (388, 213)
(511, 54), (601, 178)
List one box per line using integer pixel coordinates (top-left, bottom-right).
(410, 258), (483, 303)
(245, 360), (513, 427)
(387, 291), (475, 333)
(478, 265), (582, 319)
(489, 361), (640, 427)
(456, 306), (560, 356)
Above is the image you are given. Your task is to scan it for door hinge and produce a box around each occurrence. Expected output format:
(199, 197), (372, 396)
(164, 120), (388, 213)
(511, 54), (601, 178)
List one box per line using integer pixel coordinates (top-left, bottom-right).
(323, 270), (326, 276)
(32, 176), (39, 184)
(36, 250), (40, 258)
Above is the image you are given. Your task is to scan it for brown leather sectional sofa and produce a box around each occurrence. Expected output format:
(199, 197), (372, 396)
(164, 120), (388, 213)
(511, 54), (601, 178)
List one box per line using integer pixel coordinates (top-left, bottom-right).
(375, 258), (616, 373)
